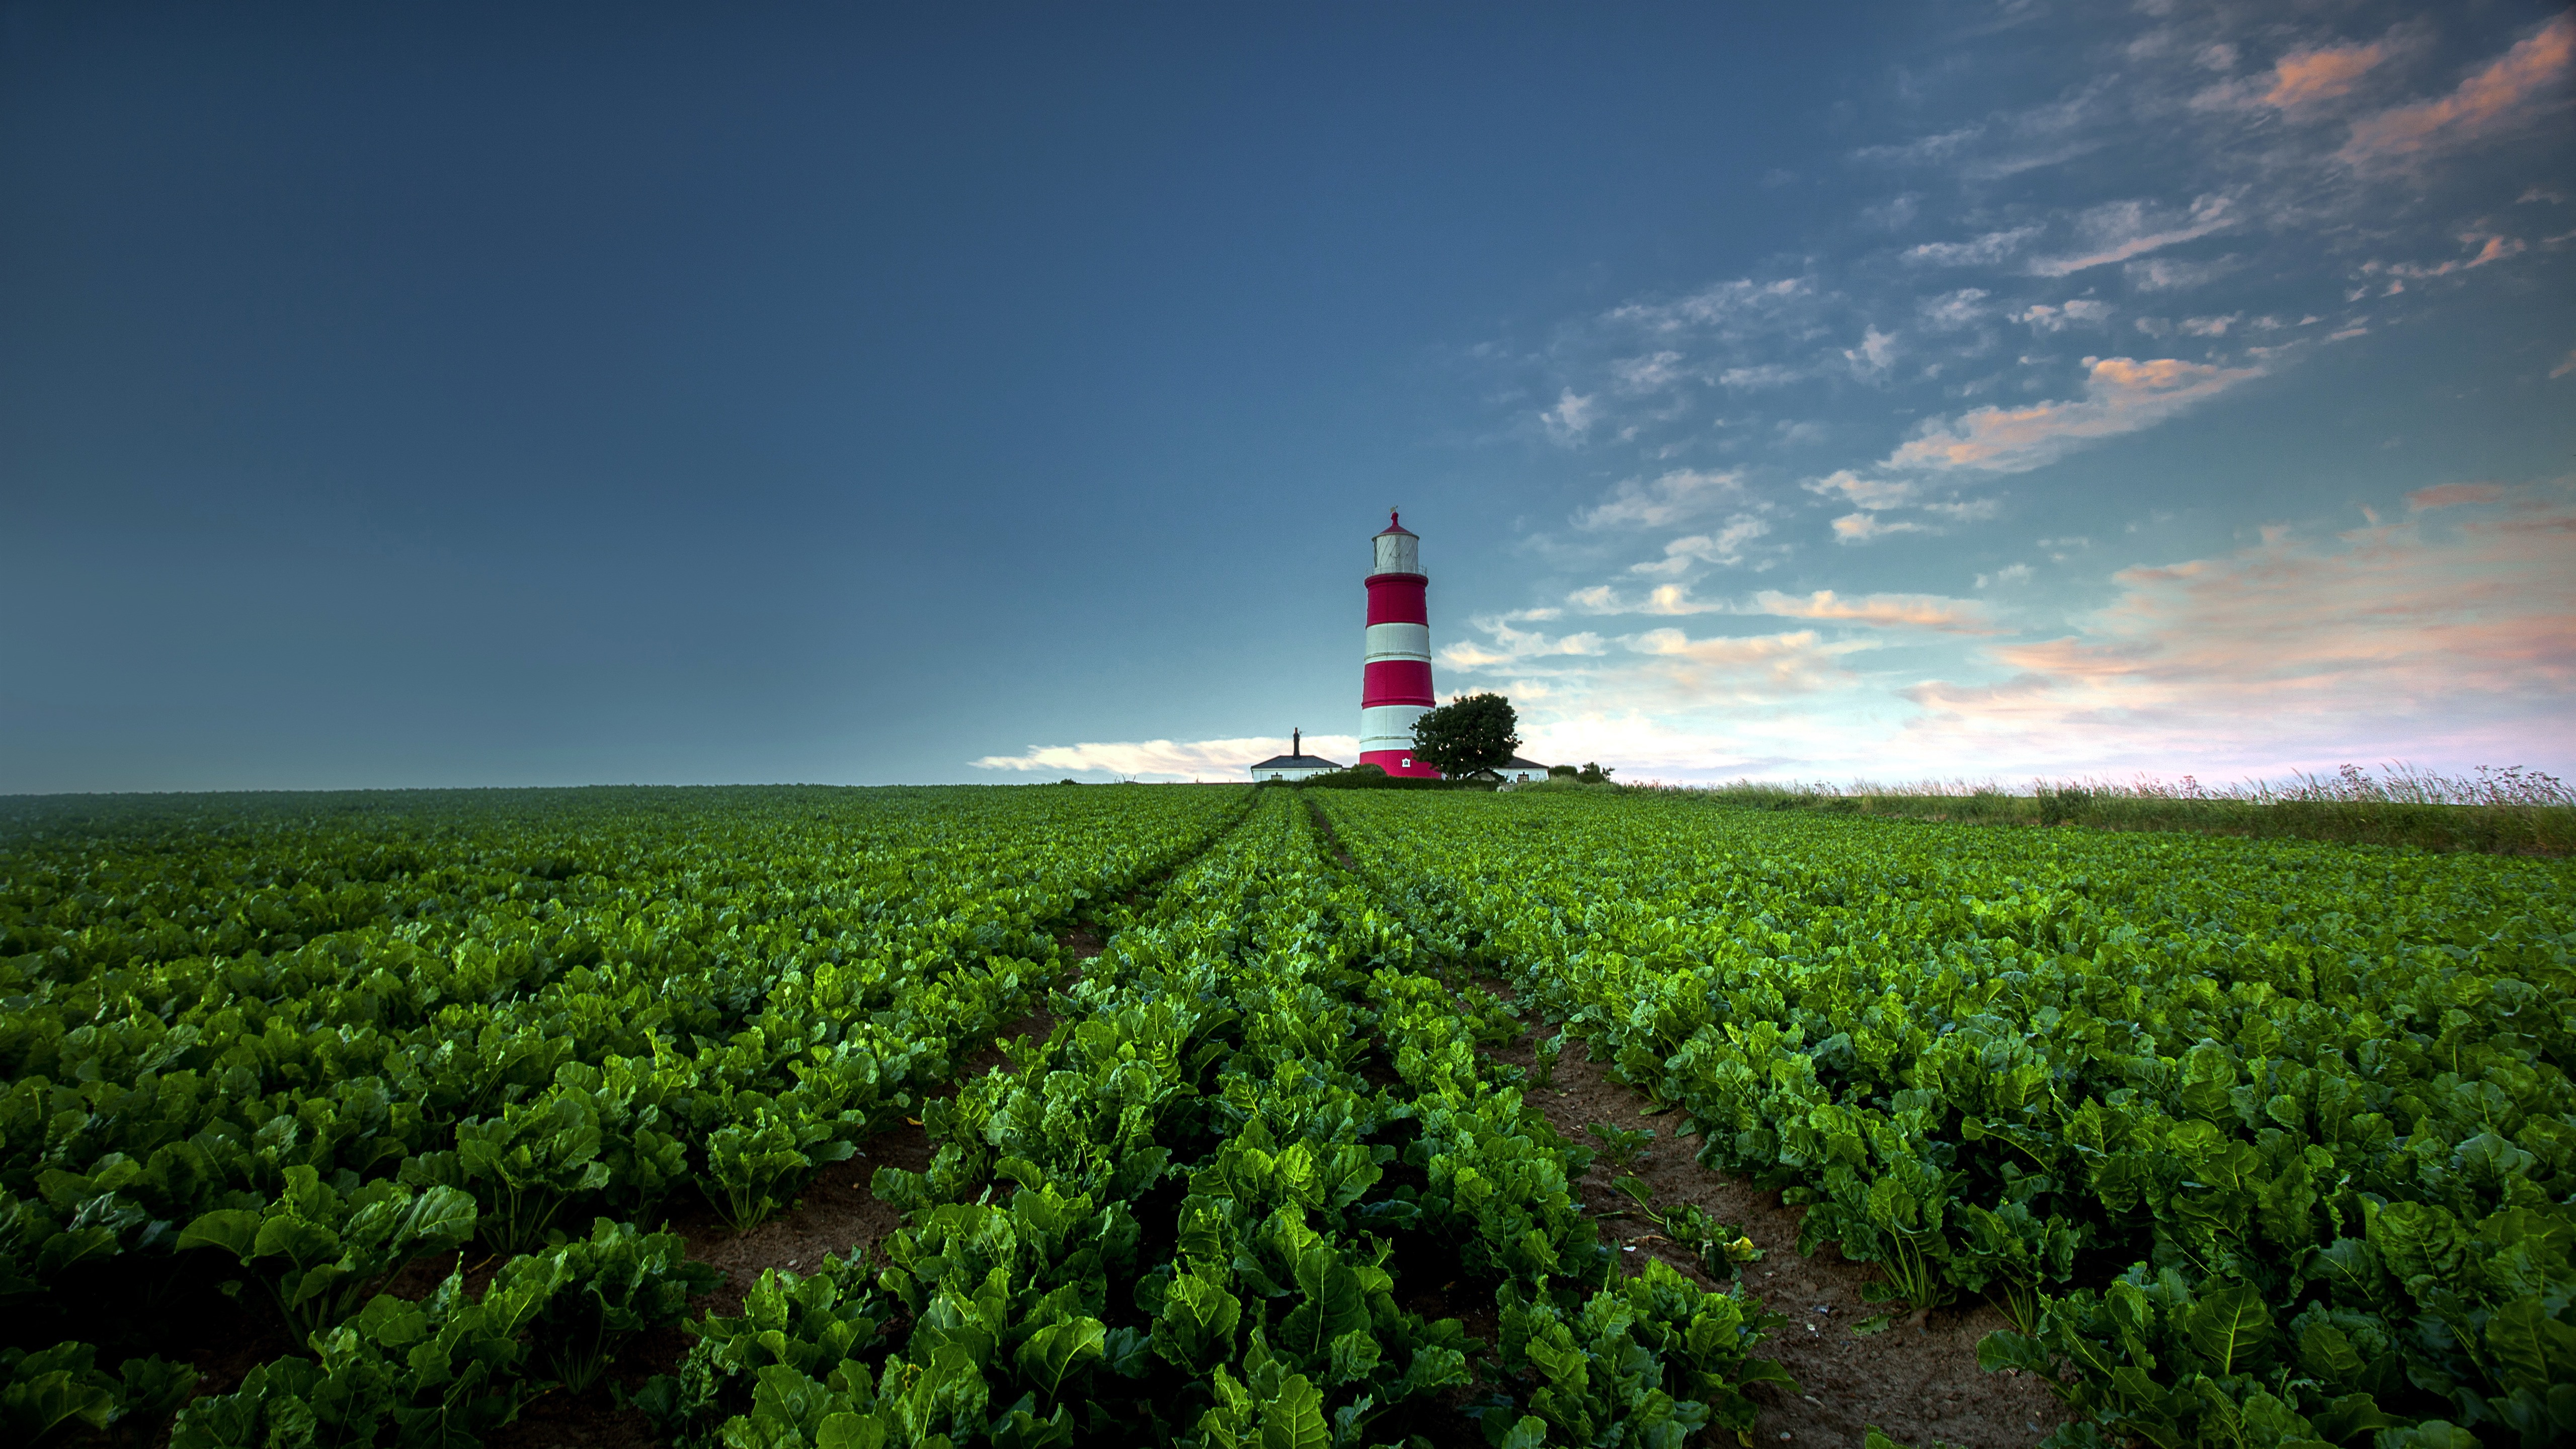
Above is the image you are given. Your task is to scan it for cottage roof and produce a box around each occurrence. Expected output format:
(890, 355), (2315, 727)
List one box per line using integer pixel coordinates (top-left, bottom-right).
(1249, 753), (1343, 770)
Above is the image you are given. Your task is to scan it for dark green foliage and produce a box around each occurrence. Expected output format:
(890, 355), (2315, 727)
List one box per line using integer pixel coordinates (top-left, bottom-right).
(1317, 787), (2576, 1449)
(534, 1218), (720, 1394)
(641, 794), (1788, 1448)
(176, 1167), (477, 1338)
(0, 785), (1253, 1445)
(170, 1253), (571, 1449)
(1490, 1258), (1792, 1447)
(2, 1342), (195, 1448)
(1410, 693), (1521, 777)
(1295, 768), (1456, 790)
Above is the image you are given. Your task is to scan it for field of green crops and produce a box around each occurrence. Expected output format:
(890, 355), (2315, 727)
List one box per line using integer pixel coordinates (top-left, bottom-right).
(3, 785), (2568, 1449)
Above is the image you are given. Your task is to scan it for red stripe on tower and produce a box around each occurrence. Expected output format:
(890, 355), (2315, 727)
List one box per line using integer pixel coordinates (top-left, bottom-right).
(1359, 510), (1441, 777)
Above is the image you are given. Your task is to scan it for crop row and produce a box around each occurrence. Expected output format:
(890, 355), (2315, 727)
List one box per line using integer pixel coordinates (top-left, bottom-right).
(636, 790), (1787, 1448)
(1315, 789), (2576, 1449)
(1, 785), (1249, 1444)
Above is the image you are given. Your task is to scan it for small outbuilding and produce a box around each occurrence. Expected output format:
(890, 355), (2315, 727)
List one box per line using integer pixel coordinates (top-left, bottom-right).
(1479, 755), (1554, 784)
(1248, 730), (1343, 783)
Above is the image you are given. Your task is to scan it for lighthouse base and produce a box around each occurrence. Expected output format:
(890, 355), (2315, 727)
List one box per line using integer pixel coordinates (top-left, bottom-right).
(1358, 749), (1442, 779)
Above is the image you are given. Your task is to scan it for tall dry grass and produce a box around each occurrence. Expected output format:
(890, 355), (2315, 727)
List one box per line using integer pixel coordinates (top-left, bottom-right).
(1658, 763), (2575, 855)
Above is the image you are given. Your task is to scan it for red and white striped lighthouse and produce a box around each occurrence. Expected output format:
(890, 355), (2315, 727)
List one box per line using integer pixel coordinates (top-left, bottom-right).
(1359, 511), (1441, 777)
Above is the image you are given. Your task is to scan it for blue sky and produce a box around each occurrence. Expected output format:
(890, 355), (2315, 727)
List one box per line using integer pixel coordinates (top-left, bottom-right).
(4, 2), (2569, 792)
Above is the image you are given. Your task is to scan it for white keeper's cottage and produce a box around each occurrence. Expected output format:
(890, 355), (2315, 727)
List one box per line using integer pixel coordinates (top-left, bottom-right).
(1247, 730), (1342, 783)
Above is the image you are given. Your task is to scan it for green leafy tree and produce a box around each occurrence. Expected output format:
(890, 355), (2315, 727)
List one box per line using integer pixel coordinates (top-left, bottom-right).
(1410, 693), (1519, 777)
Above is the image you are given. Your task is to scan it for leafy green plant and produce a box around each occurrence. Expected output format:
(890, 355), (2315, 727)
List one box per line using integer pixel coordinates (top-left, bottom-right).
(1953, 1198), (2077, 1334)
(170, 1253), (571, 1449)
(1491, 1258), (1791, 1447)
(626, 1253), (890, 1446)
(701, 1099), (861, 1234)
(176, 1165), (476, 1338)
(1586, 1124), (1654, 1173)
(401, 1088), (613, 1255)
(1, 1343), (196, 1449)
(531, 1217), (720, 1394)
(1528, 1031), (1564, 1089)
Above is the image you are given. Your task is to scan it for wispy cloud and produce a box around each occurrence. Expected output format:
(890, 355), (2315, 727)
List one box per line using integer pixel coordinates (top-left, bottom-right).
(2406, 481), (2504, 509)
(1856, 124), (1985, 168)
(2124, 255), (2239, 291)
(2015, 299), (2115, 332)
(1717, 363), (1806, 389)
(1609, 351), (1692, 393)
(1917, 288), (1989, 328)
(1884, 355), (2265, 473)
(2363, 229), (2529, 280)
(2341, 14), (2573, 167)
(1577, 467), (1745, 530)
(972, 735), (1361, 779)
(1540, 388), (1598, 442)
(2262, 40), (2394, 109)
(2030, 194), (2235, 277)
(2192, 37), (2401, 115)
(1903, 482), (2576, 756)
(1749, 589), (1999, 632)
(1903, 226), (2042, 267)
(1622, 626), (1862, 696)
(1627, 514), (1774, 573)
(1805, 469), (1919, 509)
(1606, 277), (1811, 332)
(1843, 326), (1900, 376)
(1441, 620), (1606, 669)
(1831, 511), (1930, 543)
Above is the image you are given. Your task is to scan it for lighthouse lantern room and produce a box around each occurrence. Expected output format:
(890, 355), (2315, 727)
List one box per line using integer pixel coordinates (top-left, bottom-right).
(1359, 511), (1441, 777)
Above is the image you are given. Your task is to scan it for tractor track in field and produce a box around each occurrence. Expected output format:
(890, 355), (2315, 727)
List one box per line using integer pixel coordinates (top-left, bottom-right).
(1304, 792), (2066, 1448)
(1471, 976), (2071, 1449)
(491, 792), (2055, 1449)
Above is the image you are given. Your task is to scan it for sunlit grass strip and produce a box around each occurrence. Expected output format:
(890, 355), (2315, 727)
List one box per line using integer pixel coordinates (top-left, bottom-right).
(1659, 762), (2576, 854)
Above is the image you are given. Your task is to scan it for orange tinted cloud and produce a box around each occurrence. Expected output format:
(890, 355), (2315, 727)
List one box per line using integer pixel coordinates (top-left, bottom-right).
(1621, 627), (1863, 698)
(1751, 589), (2000, 633)
(2342, 14), (2573, 164)
(2407, 481), (2505, 509)
(2263, 42), (2389, 108)
(1883, 355), (2264, 473)
(1904, 485), (2576, 752)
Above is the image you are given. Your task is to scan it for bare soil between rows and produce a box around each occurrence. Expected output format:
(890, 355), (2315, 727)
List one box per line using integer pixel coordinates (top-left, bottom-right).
(484, 928), (1101, 1449)
(172, 831), (2064, 1449)
(1471, 975), (2069, 1449)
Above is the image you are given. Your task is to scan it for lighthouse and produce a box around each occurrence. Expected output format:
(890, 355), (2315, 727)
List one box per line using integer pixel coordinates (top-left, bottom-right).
(1359, 511), (1441, 776)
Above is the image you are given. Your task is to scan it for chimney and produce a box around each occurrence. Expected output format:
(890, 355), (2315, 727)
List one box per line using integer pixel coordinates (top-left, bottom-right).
(1293, 728), (1301, 757)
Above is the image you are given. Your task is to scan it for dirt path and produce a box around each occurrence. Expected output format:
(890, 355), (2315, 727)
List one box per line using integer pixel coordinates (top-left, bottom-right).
(1473, 977), (2068, 1449)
